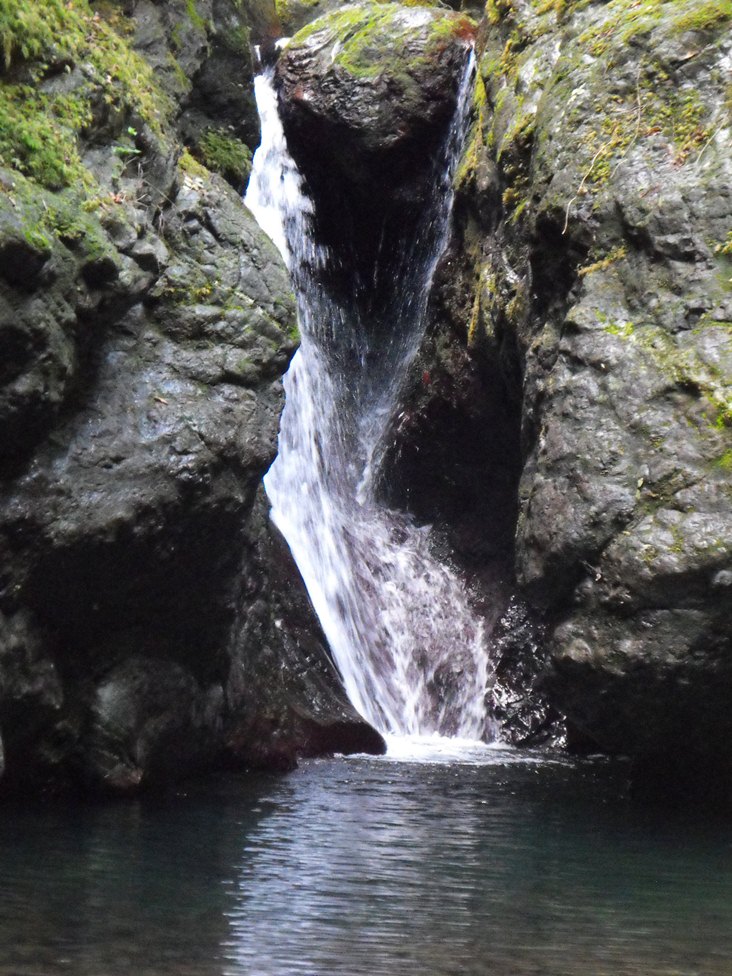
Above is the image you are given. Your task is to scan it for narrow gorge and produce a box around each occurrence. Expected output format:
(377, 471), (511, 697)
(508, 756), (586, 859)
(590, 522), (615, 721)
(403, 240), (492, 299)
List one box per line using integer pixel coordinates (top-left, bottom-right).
(0, 0), (730, 800)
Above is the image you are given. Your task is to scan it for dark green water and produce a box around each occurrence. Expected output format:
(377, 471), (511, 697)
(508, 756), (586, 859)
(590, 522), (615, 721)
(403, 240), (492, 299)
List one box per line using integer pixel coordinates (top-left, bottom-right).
(1, 748), (731, 976)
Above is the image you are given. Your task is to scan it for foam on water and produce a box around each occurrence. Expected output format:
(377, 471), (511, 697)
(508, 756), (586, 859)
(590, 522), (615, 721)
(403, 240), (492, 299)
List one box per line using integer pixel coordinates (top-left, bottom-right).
(380, 734), (508, 766)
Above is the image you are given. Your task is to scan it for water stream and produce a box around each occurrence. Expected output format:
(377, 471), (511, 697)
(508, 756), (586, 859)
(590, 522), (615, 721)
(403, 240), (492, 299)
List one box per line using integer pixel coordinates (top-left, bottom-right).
(245, 53), (493, 741)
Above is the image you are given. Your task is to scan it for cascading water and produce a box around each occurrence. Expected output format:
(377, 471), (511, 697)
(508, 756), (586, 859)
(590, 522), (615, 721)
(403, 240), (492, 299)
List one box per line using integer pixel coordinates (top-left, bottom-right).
(245, 49), (494, 742)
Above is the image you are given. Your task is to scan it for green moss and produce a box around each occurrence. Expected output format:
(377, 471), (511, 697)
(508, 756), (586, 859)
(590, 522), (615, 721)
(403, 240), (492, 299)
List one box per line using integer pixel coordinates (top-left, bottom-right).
(579, 245), (628, 277)
(485, 0), (516, 25)
(455, 72), (488, 189)
(663, 0), (732, 33)
(498, 108), (535, 160)
(196, 128), (252, 188)
(531, 0), (570, 16)
(580, 0), (732, 56)
(294, 4), (475, 80)
(493, 102), (534, 214)
(179, 148), (209, 180)
(166, 50), (191, 93)
(528, 0), (592, 19)
(508, 197), (529, 223)
(604, 320), (635, 338)
(22, 224), (51, 252)
(714, 403), (732, 429)
(715, 449), (732, 470)
(294, 4), (379, 47)
(156, 267), (216, 304)
(0, 0), (173, 190)
(170, 22), (184, 52)
(576, 80), (711, 193)
(494, 32), (528, 82)
(0, 0), (77, 70)
(716, 232), (732, 257)
(0, 85), (93, 190)
(505, 287), (528, 327)
(185, 0), (208, 32)
(1, 171), (117, 266)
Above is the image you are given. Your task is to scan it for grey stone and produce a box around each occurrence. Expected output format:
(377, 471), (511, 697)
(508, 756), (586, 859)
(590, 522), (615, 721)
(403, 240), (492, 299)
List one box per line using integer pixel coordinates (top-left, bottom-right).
(0, 0), (384, 796)
(391, 0), (732, 771)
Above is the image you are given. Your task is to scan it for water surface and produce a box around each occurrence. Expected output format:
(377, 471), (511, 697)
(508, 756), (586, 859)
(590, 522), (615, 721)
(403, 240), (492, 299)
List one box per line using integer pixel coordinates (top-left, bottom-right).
(1, 749), (731, 976)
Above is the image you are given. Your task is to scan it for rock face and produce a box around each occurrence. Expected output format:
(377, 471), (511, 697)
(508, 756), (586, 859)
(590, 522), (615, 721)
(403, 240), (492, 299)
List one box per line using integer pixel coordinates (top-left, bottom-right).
(0, 0), (383, 797)
(389, 0), (732, 777)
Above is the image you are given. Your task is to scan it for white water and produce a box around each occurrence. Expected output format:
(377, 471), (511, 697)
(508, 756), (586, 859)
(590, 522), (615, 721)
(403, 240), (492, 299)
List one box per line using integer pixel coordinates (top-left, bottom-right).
(245, 54), (494, 743)
(379, 734), (571, 766)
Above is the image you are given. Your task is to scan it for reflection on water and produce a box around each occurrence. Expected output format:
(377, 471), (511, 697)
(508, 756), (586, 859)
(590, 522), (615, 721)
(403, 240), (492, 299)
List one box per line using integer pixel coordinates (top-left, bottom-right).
(1, 752), (732, 976)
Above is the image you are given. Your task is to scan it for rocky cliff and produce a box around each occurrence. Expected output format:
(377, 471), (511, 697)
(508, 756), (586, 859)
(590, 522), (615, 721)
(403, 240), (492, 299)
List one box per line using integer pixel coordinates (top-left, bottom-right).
(387, 0), (732, 785)
(0, 0), (383, 797)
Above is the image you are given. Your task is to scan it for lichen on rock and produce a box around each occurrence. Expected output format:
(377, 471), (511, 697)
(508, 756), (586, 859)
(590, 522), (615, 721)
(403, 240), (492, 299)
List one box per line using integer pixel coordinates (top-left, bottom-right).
(390, 0), (732, 777)
(0, 0), (384, 797)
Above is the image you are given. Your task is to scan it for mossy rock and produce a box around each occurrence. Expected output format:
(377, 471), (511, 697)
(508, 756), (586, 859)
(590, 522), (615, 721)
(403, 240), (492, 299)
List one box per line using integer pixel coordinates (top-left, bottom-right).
(275, 1), (476, 284)
(193, 127), (253, 191)
(0, 0), (175, 192)
(275, 0), (444, 37)
(276, 3), (475, 174)
(451, 0), (732, 775)
(288, 2), (474, 82)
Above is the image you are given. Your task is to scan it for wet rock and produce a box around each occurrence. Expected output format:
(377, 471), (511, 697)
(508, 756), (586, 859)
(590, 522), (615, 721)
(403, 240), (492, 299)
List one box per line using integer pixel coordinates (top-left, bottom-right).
(489, 598), (564, 747)
(394, 0), (732, 771)
(0, 611), (65, 793)
(88, 657), (217, 793)
(224, 491), (386, 770)
(0, 162), (383, 794)
(0, 0), (383, 797)
(277, 3), (474, 172)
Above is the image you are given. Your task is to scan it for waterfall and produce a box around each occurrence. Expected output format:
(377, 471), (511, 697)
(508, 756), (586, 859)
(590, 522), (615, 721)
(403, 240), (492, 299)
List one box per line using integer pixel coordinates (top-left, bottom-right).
(245, 51), (494, 742)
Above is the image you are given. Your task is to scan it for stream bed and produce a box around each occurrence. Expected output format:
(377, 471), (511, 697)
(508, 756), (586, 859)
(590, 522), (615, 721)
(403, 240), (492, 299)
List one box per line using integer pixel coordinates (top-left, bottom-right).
(2, 747), (731, 976)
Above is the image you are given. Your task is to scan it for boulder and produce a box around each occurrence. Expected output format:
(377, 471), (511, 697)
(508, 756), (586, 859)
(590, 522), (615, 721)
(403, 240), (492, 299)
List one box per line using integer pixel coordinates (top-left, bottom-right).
(275, 3), (476, 278)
